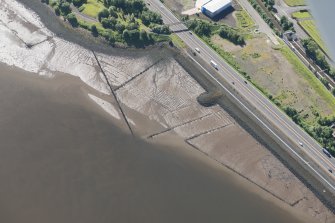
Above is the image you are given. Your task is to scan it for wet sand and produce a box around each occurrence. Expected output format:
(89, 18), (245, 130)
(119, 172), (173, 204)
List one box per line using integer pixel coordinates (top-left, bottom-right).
(0, 63), (309, 223)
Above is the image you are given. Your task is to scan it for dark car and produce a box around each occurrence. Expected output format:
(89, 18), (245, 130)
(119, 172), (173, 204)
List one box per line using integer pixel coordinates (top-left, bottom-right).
(323, 148), (332, 158)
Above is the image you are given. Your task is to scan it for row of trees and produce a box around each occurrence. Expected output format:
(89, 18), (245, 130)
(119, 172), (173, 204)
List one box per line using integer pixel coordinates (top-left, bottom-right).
(248, 0), (274, 29)
(261, 0), (275, 11)
(302, 38), (331, 74)
(219, 26), (245, 45)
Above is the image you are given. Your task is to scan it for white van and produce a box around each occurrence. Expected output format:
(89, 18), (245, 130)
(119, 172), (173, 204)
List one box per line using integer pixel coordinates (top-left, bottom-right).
(210, 60), (218, 70)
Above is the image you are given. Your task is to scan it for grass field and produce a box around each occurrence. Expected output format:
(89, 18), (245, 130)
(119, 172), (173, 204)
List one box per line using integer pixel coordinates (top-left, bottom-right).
(81, 0), (105, 18)
(235, 10), (254, 29)
(283, 0), (306, 6)
(291, 11), (311, 19)
(299, 20), (327, 53)
(279, 44), (335, 117)
(210, 35), (335, 121)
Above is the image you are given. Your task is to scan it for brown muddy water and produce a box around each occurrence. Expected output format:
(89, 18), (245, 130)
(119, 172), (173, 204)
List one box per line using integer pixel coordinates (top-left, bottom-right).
(0, 63), (306, 223)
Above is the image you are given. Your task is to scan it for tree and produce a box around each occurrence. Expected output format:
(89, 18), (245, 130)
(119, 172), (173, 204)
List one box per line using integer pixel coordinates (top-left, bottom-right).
(140, 30), (149, 43)
(115, 22), (125, 33)
(59, 2), (71, 15)
(122, 29), (130, 41)
(108, 6), (118, 17)
(91, 24), (98, 36)
(54, 6), (61, 16)
(107, 32), (115, 44)
(98, 9), (109, 21)
(67, 13), (78, 27)
(152, 25), (170, 34)
(101, 17), (117, 29)
(73, 0), (86, 7)
(280, 15), (293, 31)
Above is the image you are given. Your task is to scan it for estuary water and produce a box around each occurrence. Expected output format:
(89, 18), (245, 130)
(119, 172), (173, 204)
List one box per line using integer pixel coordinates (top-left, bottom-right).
(0, 63), (308, 223)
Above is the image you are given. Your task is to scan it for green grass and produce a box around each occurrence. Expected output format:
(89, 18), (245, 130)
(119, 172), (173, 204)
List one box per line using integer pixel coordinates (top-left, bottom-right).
(283, 0), (306, 6)
(170, 34), (186, 48)
(291, 11), (311, 19)
(279, 44), (335, 114)
(299, 20), (327, 53)
(235, 10), (255, 29)
(82, 0), (105, 18)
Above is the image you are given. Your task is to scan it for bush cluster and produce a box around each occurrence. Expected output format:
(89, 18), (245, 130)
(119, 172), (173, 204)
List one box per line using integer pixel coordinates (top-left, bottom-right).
(284, 107), (335, 156)
(42, 0), (166, 47)
(187, 20), (245, 45)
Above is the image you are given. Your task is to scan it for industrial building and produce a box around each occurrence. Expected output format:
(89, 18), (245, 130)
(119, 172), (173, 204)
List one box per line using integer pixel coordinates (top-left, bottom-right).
(201, 0), (232, 18)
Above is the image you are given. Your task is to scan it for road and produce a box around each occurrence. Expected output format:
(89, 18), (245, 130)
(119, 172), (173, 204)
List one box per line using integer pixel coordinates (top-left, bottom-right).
(146, 0), (335, 192)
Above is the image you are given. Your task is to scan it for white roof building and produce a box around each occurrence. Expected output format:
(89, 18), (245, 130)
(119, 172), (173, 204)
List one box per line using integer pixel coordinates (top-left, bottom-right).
(201, 0), (232, 18)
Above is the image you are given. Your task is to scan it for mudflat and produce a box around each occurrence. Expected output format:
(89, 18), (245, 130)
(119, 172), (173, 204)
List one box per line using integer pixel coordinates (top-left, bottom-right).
(0, 0), (334, 222)
(0, 63), (309, 223)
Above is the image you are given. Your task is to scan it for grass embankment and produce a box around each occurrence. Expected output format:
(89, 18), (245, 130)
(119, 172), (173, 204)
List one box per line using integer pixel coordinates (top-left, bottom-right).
(299, 20), (327, 53)
(291, 11), (311, 19)
(170, 34), (186, 48)
(80, 0), (105, 18)
(283, 0), (306, 7)
(235, 10), (255, 29)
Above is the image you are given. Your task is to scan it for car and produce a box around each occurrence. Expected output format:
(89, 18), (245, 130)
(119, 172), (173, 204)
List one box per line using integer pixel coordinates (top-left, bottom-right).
(329, 169), (333, 173)
(244, 80), (247, 84)
(299, 142), (303, 147)
(195, 48), (200, 53)
(189, 31), (193, 35)
(323, 148), (332, 158)
(210, 60), (218, 70)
